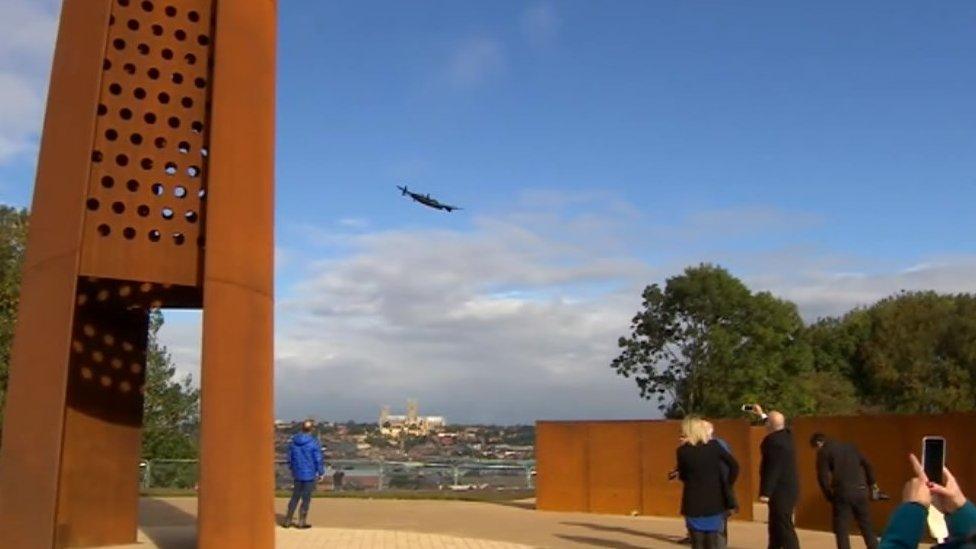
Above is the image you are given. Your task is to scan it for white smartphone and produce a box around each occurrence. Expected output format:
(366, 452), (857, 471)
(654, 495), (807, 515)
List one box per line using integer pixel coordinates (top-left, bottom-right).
(922, 436), (946, 485)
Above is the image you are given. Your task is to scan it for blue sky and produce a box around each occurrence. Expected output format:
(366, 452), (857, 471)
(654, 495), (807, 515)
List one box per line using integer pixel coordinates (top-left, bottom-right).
(3, 1), (976, 423)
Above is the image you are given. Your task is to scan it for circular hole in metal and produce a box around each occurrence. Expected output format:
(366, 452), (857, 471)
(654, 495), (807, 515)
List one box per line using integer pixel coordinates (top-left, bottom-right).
(158, 91), (170, 104)
(148, 229), (161, 242)
(184, 210), (198, 223)
(140, 158), (153, 170)
(173, 232), (185, 245)
(97, 104), (108, 116)
(127, 179), (140, 192)
(112, 202), (125, 214)
(109, 83), (122, 95)
(141, 0), (153, 11)
(161, 207), (174, 219)
(162, 48), (174, 60)
(130, 133), (143, 145)
(198, 34), (210, 46)
(177, 141), (190, 154)
(92, 150), (103, 162)
(113, 38), (126, 50)
(119, 0), (130, 6)
(200, 147), (208, 157)
(148, 67), (160, 79)
(198, 188), (207, 199)
(105, 128), (118, 141)
(134, 87), (146, 99)
(144, 112), (157, 124)
(152, 183), (165, 196)
(184, 53), (196, 65)
(165, 5), (177, 17)
(174, 29), (186, 41)
(188, 10), (200, 22)
(165, 162), (177, 175)
(138, 43), (150, 55)
(115, 154), (129, 166)
(181, 97), (193, 108)
(167, 116), (180, 129)
(172, 72), (184, 84)
(103, 58), (111, 71)
(86, 198), (100, 211)
(101, 175), (115, 188)
(154, 137), (167, 148)
(127, 19), (139, 31)
(191, 121), (203, 134)
(174, 186), (187, 198)
(97, 224), (111, 236)
(137, 204), (150, 216)
(187, 165), (200, 177)
(152, 23), (163, 36)
(194, 77), (206, 89)
(123, 227), (136, 240)
(123, 63), (136, 74)
(120, 107), (133, 120)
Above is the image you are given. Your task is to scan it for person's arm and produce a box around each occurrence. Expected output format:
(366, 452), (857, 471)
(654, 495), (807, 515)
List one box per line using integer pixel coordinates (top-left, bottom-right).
(816, 449), (833, 501)
(759, 438), (784, 498)
(859, 449), (877, 488)
(946, 501), (976, 540)
(314, 443), (325, 478)
(676, 447), (688, 482)
(879, 503), (928, 549)
(719, 445), (739, 486)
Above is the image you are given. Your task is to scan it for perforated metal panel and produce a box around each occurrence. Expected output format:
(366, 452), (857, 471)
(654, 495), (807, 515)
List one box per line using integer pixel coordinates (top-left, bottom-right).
(81, 0), (215, 287)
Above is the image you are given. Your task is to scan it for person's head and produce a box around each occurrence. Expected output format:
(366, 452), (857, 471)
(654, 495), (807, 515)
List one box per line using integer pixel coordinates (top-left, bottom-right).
(766, 411), (786, 433)
(680, 417), (710, 446)
(301, 420), (314, 433)
(809, 432), (827, 449)
(703, 420), (715, 439)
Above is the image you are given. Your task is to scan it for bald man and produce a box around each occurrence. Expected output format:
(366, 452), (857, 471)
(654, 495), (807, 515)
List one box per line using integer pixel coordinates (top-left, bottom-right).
(752, 405), (800, 549)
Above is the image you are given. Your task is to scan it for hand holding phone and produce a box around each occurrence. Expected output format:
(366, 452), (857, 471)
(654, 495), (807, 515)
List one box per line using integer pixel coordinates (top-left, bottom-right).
(922, 436), (946, 485)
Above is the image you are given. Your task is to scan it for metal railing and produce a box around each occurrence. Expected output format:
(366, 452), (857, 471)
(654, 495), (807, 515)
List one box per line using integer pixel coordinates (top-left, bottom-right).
(140, 458), (536, 491)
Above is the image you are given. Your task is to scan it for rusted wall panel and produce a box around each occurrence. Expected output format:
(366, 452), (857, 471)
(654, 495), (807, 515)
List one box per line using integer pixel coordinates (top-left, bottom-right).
(587, 422), (642, 514)
(638, 421), (682, 517)
(536, 422), (588, 512)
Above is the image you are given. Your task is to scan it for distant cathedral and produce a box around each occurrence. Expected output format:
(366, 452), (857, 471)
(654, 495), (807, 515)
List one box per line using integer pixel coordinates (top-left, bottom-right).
(379, 399), (446, 437)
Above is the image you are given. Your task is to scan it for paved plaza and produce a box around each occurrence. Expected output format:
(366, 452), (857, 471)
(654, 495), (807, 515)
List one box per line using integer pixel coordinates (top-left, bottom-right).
(103, 497), (879, 548)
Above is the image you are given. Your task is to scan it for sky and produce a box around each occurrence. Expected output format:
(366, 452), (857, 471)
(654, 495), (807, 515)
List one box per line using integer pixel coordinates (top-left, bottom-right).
(2, 1), (976, 423)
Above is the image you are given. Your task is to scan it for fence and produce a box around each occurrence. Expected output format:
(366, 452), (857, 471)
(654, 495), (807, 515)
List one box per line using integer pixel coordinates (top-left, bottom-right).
(140, 458), (536, 492)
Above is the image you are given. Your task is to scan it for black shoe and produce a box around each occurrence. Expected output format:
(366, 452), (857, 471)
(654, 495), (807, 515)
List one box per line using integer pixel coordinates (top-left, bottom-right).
(298, 513), (311, 529)
(281, 515), (294, 528)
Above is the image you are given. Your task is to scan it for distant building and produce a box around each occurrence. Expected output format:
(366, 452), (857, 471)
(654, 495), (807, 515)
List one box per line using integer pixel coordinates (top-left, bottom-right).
(379, 399), (447, 438)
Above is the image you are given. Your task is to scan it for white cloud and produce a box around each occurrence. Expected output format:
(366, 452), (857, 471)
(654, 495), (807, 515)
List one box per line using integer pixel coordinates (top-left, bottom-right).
(0, 0), (60, 164)
(446, 37), (506, 89)
(520, 1), (560, 49)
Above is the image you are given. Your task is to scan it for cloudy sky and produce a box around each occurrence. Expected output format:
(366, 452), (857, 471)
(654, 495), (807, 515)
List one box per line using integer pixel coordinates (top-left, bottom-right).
(3, 1), (976, 423)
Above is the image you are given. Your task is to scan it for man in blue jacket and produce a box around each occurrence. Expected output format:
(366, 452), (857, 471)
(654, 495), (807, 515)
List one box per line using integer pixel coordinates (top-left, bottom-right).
(283, 420), (324, 529)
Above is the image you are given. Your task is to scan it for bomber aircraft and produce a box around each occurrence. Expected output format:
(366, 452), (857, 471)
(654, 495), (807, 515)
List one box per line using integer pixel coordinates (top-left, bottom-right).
(397, 185), (463, 212)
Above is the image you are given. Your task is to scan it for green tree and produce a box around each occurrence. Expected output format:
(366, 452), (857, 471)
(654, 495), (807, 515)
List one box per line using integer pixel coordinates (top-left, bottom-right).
(611, 264), (817, 418)
(0, 206), (29, 435)
(141, 309), (200, 460)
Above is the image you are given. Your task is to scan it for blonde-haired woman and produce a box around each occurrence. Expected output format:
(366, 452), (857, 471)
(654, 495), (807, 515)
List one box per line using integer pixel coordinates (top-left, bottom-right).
(677, 417), (739, 549)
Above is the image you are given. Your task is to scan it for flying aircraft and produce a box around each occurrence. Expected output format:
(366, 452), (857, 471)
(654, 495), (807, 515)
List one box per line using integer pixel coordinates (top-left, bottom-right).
(397, 185), (463, 212)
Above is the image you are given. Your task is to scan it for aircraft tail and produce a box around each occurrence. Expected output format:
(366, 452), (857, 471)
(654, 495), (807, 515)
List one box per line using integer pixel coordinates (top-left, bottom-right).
(397, 185), (408, 196)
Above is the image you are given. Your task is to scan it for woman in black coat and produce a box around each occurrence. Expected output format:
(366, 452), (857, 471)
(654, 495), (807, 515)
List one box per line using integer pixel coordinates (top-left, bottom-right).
(677, 418), (740, 549)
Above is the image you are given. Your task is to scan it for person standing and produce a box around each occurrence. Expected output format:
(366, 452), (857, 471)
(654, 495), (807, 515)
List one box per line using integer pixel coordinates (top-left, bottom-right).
(705, 421), (738, 545)
(677, 418), (740, 549)
(751, 405), (800, 549)
(283, 420), (324, 529)
(811, 433), (880, 549)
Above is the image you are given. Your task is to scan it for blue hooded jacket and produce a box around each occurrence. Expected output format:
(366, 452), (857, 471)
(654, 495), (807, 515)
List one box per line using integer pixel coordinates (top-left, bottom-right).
(289, 433), (324, 482)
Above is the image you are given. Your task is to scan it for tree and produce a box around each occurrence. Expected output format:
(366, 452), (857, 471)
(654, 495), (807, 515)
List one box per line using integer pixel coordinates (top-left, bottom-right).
(611, 264), (817, 418)
(141, 309), (200, 460)
(0, 206), (29, 435)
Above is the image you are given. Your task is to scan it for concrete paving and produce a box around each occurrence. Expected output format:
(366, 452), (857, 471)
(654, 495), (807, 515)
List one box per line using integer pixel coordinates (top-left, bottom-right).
(107, 497), (879, 548)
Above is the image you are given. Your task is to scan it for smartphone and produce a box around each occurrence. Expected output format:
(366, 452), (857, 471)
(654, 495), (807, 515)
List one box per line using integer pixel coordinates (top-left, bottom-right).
(922, 436), (946, 485)
(740, 404), (756, 412)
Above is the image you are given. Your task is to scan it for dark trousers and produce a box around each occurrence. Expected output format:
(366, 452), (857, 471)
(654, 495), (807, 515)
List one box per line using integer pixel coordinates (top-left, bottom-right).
(286, 480), (315, 517)
(768, 495), (800, 549)
(832, 492), (878, 549)
(690, 530), (726, 549)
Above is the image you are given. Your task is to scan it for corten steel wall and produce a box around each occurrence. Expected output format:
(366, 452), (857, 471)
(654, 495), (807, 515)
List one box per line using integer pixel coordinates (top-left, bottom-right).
(0, 1), (275, 548)
(790, 413), (976, 534)
(536, 420), (754, 521)
(538, 415), (976, 536)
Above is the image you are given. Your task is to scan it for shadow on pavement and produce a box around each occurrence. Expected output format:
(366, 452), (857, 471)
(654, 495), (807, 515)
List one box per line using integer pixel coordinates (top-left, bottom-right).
(139, 498), (197, 549)
(554, 534), (648, 548)
(562, 521), (681, 541)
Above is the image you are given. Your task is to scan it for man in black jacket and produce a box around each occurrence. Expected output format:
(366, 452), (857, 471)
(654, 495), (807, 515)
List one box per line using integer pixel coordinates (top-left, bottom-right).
(810, 433), (879, 549)
(753, 405), (800, 549)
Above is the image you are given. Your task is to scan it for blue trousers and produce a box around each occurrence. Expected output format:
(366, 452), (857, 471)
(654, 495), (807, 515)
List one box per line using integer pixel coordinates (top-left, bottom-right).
(287, 480), (315, 517)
